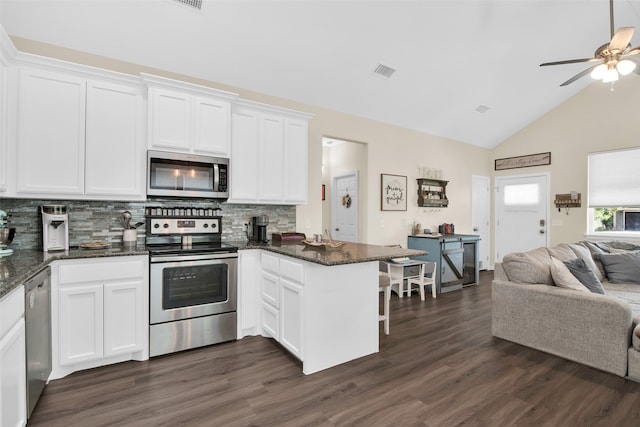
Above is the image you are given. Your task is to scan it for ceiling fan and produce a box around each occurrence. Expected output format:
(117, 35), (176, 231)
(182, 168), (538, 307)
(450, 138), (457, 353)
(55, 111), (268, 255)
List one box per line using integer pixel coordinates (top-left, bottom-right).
(540, 0), (640, 86)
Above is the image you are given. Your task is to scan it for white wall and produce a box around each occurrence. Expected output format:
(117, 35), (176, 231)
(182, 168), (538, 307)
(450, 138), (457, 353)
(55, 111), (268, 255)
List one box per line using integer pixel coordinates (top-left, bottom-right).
(491, 76), (640, 246)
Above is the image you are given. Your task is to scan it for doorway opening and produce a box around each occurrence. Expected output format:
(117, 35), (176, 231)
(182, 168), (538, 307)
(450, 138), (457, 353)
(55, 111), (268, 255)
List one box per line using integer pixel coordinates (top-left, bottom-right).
(322, 137), (368, 243)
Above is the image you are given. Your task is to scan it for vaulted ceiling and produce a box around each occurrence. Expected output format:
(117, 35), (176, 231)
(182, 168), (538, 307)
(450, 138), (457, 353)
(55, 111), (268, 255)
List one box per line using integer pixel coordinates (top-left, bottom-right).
(2, 0), (640, 148)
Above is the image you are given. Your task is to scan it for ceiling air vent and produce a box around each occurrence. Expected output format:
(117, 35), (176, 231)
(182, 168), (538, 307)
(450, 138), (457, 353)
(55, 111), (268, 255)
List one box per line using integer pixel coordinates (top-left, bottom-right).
(173, 0), (202, 10)
(474, 105), (490, 114)
(373, 63), (396, 79)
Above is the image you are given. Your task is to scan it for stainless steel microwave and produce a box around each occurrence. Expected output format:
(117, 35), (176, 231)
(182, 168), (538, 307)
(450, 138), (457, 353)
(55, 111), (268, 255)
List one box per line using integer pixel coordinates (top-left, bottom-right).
(147, 150), (229, 199)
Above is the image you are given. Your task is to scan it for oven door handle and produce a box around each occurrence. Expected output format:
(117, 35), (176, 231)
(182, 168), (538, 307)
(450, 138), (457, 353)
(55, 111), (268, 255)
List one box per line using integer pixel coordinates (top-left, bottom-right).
(150, 252), (239, 263)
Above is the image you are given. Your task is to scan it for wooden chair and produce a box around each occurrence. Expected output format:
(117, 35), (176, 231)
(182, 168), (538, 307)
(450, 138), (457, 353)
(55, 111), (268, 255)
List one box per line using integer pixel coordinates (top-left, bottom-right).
(407, 261), (437, 300)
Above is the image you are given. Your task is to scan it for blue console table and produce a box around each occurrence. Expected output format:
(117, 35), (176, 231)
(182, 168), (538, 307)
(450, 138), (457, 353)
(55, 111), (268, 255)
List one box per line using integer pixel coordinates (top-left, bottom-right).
(407, 234), (480, 294)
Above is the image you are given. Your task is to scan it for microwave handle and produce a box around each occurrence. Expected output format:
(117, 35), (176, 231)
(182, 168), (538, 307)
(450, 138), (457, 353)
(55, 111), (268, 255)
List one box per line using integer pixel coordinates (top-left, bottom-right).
(213, 163), (219, 191)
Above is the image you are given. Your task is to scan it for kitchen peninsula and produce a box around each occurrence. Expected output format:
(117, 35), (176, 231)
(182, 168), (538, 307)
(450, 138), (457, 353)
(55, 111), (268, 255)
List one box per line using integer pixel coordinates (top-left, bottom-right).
(239, 241), (426, 374)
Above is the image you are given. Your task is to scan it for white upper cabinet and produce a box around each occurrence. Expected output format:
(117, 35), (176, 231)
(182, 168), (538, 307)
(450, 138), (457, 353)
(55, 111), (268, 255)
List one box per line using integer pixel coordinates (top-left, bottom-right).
(85, 80), (145, 198)
(229, 100), (312, 205)
(7, 43), (147, 201)
(142, 73), (238, 157)
(16, 67), (86, 196)
(0, 35), (9, 194)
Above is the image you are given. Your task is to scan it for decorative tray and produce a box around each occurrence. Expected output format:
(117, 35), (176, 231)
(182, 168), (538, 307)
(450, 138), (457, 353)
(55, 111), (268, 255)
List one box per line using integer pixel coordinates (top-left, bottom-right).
(302, 240), (345, 249)
(80, 241), (109, 250)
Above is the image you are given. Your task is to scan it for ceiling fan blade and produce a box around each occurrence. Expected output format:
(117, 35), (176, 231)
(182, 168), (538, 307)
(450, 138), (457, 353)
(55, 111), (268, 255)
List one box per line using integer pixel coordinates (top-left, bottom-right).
(622, 47), (640, 57)
(559, 63), (601, 86)
(609, 27), (635, 52)
(540, 57), (599, 67)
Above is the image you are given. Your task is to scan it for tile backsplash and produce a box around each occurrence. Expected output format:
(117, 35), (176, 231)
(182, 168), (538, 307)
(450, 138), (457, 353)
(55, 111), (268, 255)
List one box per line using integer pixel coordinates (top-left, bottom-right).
(0, 197), (296, 250)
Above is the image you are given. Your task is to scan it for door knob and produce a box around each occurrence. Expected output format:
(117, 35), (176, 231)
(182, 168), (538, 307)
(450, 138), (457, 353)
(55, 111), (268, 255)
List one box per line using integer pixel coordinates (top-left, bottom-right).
(335, 227), (340, 231)
(539, 229), (545, 234)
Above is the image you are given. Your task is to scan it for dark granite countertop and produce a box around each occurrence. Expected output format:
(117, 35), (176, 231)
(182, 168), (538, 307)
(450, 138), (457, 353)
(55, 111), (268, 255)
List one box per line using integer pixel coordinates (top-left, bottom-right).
(0, 245), (148, 300)
(235, 240), (427, 267)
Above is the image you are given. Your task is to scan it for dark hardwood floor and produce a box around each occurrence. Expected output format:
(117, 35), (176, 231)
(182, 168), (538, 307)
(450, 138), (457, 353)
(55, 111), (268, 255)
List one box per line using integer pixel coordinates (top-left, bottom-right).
(28, 271), (640, 426)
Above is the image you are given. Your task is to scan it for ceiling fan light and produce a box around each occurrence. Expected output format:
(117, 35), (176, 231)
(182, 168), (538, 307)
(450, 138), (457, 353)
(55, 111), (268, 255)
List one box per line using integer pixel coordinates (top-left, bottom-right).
(602, 67), (619, 83)
(590, 63), (607, 80)
(617, 59), (637, 75)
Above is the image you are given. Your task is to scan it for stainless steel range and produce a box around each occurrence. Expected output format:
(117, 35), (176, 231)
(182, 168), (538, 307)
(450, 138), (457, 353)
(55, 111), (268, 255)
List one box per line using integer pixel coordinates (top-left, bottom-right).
(146, 207), (237, 357)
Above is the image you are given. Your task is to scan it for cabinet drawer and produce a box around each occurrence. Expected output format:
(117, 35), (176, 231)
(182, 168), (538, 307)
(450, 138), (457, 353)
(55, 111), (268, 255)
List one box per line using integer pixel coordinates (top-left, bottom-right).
(280, 258), (304, 284)
(0, 286), (25, 338)
(262, 271), (280, 308)
(261, 302), (279, 340)
(58, 258), (144, 284)
(261, 252), (279, 274)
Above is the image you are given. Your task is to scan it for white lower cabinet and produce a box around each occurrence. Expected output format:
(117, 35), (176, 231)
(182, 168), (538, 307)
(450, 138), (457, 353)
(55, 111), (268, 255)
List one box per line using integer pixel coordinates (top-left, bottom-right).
(279, 279), (303, 359)
(0, 286), (27, 427)
(51, 256), (148, 380)
(259, 252), (304, 360)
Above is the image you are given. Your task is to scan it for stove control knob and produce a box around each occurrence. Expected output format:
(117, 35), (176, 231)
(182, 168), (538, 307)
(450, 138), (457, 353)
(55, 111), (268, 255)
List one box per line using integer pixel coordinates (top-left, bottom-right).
(163, 223), (169, 229)
(203, 223), (209, 228)
(211, 223), (217, 229)
(153, 223), (160, 229)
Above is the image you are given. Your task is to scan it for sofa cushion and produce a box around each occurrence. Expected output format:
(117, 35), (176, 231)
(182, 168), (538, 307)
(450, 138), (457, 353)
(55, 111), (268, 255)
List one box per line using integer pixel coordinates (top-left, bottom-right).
(548, 243), (578, 262)
(634, 325), (640, 352)
(595, 252), (640, 284)
(550, 257), (590, 292)
(563, 258), (606, 294)
(569, 243), (604, 281)
(502, 247), (553, 285)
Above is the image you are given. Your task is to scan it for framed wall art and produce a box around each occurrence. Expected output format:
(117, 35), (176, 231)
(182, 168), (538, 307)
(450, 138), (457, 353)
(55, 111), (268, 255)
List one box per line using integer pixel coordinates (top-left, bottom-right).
(495, 152), (551, 171)
(381, 174), (407, 211)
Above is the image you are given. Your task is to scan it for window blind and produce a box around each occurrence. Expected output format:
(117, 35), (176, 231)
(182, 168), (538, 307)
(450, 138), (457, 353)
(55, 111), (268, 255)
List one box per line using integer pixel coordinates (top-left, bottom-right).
(588, 147), (640, 208)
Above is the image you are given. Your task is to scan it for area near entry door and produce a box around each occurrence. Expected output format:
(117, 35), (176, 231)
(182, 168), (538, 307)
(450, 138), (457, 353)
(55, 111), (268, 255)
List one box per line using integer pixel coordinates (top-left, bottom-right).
(331, 172), (358, 242)
(495, 173), (549, 262)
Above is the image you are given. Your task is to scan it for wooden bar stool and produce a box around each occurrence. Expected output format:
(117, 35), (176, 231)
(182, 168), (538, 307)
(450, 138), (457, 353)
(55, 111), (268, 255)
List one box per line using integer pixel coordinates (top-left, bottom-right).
(378, 262), (396, 335)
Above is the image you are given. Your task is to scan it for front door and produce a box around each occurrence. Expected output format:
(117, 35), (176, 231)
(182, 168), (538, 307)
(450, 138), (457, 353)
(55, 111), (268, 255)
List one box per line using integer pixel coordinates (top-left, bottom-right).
(332, 172), (358, 242)
(495, 173), (549, 262)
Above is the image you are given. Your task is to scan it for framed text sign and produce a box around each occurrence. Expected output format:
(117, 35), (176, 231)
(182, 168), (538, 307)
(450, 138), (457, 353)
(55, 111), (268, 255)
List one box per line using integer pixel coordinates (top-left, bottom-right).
(495, 152), (551, 171)
(381, 174), (407, 211)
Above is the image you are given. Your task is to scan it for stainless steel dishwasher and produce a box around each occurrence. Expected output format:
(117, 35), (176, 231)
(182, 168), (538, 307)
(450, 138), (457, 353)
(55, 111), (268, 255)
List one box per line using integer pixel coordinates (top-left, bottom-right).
(25, 267), (52, 418)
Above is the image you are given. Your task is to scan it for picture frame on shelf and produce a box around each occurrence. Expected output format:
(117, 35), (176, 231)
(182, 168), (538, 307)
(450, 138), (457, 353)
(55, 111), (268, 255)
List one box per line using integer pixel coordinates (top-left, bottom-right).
(381, 174), (407, 211)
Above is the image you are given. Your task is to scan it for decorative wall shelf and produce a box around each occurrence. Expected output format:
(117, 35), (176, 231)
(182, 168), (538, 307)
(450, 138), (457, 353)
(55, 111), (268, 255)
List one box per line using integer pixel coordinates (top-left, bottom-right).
(555, 192), (581, 212)
(417, 178), (448, 208)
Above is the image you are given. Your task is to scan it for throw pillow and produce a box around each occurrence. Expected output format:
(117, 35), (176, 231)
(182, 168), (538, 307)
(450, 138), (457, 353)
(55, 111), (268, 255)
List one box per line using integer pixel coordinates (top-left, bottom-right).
(502, 247), (553, 285)
(563, 258), (606, 294)
(548, 243), (578, 262)
(580, 241), (608, 278)
(549, 257), (590, 292)
(594, 252), (640, 284)
(569, 243), (604, 281)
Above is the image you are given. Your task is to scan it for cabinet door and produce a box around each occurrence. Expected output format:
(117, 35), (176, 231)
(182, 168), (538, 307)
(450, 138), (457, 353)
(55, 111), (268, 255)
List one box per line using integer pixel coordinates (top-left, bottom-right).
(230, 107), (259, 202)
(238, 250), (260, 337)
(0, 320), (27, 427)
(85, 80), (145, 199)
(149, 87), (191, 151)
(104, 281), (143, 357)
(261, 271), (280, 309)
(192, 95), (230, 156)
(258, 112), (284, 202)
(58, 284), (103, 366)
(283, 117), (308, 204)
(280, 279), (303, 360)
(16, 67), (85, 195)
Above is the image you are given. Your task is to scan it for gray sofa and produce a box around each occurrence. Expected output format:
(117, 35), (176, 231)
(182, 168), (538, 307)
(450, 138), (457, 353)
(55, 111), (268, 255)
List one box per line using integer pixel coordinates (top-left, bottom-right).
(492, 241), (640, 381)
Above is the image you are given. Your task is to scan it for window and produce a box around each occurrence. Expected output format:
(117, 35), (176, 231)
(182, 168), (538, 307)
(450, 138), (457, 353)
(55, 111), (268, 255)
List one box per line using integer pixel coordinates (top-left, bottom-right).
(588, 148), (640, 235)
